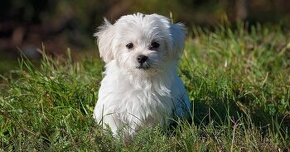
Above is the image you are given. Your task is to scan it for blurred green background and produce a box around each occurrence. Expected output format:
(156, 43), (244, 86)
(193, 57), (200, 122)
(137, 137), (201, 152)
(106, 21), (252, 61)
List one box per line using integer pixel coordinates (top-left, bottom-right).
(1, 0), (290, 73)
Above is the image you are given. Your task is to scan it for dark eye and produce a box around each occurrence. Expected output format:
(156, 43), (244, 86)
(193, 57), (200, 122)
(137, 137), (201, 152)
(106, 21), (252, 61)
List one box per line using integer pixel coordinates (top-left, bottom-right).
(149, 41), (160, 50)
(126, 43), (134, 49)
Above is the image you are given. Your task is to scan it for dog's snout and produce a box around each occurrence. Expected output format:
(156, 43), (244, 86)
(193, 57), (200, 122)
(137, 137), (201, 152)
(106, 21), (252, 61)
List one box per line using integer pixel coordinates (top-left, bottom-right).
(137, 55), (148, 64)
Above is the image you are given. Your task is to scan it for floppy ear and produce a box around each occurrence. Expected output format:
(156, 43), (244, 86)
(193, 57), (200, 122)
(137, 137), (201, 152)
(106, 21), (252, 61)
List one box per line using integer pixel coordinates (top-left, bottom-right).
(94, 19), (115, 63)
(169, 23), (186, 58)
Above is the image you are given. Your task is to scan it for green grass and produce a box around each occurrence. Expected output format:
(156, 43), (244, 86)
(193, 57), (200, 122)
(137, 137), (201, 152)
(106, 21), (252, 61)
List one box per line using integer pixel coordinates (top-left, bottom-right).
(1, 24), (290, 151)
(0, 56), (19, 75)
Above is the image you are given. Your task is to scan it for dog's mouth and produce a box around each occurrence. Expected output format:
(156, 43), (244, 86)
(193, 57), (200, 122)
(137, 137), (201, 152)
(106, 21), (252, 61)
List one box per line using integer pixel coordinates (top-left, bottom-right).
(136, 63), (150, 70)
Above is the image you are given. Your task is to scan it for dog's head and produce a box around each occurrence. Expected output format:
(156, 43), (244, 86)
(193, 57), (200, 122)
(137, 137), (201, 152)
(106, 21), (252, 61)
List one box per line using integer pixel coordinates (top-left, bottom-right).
(94, 13), (186, 75)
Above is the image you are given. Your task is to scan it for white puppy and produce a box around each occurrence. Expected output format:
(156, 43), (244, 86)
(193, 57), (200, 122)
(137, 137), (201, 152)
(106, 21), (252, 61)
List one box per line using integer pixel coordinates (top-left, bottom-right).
(93, 13), (191, 137)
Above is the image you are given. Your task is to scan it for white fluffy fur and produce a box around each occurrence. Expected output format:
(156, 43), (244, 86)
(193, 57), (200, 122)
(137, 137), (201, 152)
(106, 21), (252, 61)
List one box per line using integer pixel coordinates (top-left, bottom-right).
(93, 13), (191, 137)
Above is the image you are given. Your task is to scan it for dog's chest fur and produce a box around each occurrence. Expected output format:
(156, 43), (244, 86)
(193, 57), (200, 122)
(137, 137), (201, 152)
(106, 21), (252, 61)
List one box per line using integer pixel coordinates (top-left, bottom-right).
(94, 61), (178, 132)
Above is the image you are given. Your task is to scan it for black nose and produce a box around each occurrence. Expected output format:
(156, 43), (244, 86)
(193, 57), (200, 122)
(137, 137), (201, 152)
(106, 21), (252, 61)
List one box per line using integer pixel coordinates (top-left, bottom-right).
(137, 55), (148, 64)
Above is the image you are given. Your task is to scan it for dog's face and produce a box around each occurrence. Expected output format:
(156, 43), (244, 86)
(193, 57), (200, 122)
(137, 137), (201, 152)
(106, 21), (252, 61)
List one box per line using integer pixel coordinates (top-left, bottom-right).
(95, 13), (186, 75)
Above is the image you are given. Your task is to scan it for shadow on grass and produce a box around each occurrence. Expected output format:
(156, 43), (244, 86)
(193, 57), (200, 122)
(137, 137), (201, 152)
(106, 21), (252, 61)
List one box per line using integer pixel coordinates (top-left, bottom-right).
(192, 96), (289, 139)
